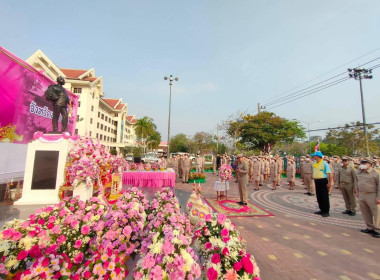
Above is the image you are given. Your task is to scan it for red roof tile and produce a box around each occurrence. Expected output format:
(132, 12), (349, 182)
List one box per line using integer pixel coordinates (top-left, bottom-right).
(84, 77), (97, 82)
(103, 98), (119, 108)
(116, 103), (124, 110)
(60, 68), (87, 78)
(126, 115), (137, 124)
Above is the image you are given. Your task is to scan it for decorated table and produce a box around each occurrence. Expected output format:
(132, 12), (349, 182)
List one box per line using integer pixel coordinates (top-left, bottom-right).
(122, 171), (176, 187)
(214, 180), (230, 200)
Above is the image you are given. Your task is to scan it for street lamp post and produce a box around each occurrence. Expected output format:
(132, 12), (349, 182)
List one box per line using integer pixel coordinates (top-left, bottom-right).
(348, 68), (373, 157)
(164, 75), (178, 158)
(298, 120), (322, 154)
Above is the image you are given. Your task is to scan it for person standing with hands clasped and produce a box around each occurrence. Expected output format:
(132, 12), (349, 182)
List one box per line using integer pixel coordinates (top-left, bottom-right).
(312, 151), (333, 217)
(237, 155), (249, 206)
(356, 158), (380, 238)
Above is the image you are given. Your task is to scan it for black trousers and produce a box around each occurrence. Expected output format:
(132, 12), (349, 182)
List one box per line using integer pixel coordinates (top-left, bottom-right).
(315, 178), (330, 213)
(52, 105), (68, 132)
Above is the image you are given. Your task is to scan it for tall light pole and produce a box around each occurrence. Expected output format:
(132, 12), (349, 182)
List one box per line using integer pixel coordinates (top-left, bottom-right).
(348, 68), (373, 157)
(164, 75), (178, 158)
(298, 120), (322, 154)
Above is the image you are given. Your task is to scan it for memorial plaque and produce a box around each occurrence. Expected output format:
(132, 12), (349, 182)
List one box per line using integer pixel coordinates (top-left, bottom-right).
(31, 151), (59, 190)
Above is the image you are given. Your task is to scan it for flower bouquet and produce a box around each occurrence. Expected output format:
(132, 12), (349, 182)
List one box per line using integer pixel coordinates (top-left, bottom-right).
(66, 155), (100, 188)
(151, 162), (159, 171)
(144, 162), (151, 171)
(129, 163), (137, 171)
(159, 160), (166, 171)
(189, 173), (206, 181)
(137, 163), (145, 172)
(218, 164), (233, 182)
(193, 213), (261, 280)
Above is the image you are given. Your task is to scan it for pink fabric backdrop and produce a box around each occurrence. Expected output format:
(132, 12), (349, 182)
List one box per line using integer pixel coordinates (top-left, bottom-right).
(122, 171), (176, 188)
(0, 46), (78, 143)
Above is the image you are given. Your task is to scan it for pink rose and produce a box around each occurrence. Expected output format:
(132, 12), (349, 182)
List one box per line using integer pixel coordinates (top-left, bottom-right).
(2, 228), (15, 239)
(74, 240), (82, 249)
(204, 228), (211, 236)
(221, 228), (229, 237)
(233, 261), (242, 271)
(11, 231), (22, 241)
(122, 226), (132, 237)
(204, 242), (212, 250)
(42, 257), (50, 267)
(57, 235), (66, 244)
(37, 218), (45, 225)
(47, 223), (54, 230)
(241, 256), (254, 274)
(217, 214), (227, 225)
(48, 216), (56, 223)
(73, 252), (84, 264)
(222, 247), (230, 256)
(81, 225), (91, 235)
(205, 214), (212, 222)
(207, 267), (218, 280)
(17, 250), (28, 260)
(84, 271), (91, 279)
(211, 253), (221, 264)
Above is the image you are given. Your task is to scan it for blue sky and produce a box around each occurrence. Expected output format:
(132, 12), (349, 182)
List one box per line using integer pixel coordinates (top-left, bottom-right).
(1, 0), (380, 141)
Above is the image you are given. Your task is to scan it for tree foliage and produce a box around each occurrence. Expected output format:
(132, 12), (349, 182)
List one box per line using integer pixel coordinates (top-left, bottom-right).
(134, 116), (159, 153)
(170, 133), (191, 153)
(231, 111), (305, 151)
(324, 122), (379, 156)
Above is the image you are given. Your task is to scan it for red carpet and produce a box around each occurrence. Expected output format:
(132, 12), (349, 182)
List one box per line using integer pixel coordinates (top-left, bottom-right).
(203, 197), (274, 218)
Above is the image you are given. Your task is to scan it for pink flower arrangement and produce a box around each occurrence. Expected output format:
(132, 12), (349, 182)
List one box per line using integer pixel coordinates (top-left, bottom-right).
(219, 164), (233, 181)
(66, 155), (100, 186)
(193, 213), (261, 280)
(144, 162), (151, 171)
(151, 162), (159, 170)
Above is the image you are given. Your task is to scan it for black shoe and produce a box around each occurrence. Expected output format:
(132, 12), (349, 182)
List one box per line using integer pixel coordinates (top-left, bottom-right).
(348, 211), (356, 216)
(304, 192), (310, 195)
(342, 210), (350, 214)
(361, 228), (375, 234)
(308, 193), (315, 196)
(321, 213), (330, 217)
(238, 201), (244, 205)
(242, 202), (248, 206)
(314, 211), (323, 215)
(259, 184), (263, 186)
(373, 231), (380, 238)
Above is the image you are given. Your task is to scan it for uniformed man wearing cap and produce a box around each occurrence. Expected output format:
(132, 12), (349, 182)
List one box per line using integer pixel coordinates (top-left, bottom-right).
(303, 156), (315, 196)
(237, 154), (249, 205)
(312, 151), (333, 217)
(252, 156), (261, 190)
(337, 157), (357, 216)
(356, 158), (380, 238)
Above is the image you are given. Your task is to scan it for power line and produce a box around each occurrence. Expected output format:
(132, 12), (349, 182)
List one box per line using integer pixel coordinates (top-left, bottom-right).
(263, 56), (380, 108)
(306, 122), (380, 132)
(261, 47), (380, 104)
(266, 77), (350, 110)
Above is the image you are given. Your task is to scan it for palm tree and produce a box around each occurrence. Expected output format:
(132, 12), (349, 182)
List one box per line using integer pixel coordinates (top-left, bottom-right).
(147, 131), (162, 152)
(134, 116), (157, 153)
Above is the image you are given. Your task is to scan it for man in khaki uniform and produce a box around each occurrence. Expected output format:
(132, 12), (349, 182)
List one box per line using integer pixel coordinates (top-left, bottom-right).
(262, 157), (269, 182)
(195, 155), (203, 173)
(276, 156), (283, 186)
(248, 158), (253, 183)
(237, 155), (249, 205)
(252, 157), (261, 190)
(337, 157), (357, 216)
(333, 156), (341, 189)
(212, 155), (217, 174)
(178, 155), (183, 179)
(303, 156), (315, 196)
(182, 156), (192, 183)
(270, 158), (279, 190)
(356, 158), (380, 238)
(300, 156), (305, 184)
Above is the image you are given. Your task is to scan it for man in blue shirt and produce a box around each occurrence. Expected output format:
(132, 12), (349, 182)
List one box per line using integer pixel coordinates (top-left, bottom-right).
(312, 151), (333, 217)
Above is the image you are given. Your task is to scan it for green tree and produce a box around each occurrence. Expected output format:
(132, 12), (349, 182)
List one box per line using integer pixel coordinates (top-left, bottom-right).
(170, 133), (190, 153)
(147, 130), (162, 151)
(324, 122), (379, 156)
(192, 132), (215, 154)
(236, 111), (306, 152)
(134, 116), (157, 153)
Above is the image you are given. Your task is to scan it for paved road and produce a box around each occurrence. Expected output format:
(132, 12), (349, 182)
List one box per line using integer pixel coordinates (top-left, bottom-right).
(175, 173), (380, 280)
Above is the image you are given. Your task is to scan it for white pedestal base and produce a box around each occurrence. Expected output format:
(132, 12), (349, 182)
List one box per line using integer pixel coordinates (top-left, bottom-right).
(73, 183), (93, 202)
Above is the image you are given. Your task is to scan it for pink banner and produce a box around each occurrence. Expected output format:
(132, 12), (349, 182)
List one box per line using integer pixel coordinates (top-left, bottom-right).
(122, 171), (176, 187)
(0, 46), (78, 144)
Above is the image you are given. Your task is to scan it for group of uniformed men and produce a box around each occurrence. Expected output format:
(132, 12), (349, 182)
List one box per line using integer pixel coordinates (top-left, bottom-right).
(166, 154), (205, 183)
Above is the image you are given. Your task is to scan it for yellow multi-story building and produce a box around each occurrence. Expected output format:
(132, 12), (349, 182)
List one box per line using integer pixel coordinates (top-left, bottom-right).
(26, 49), (137, 151)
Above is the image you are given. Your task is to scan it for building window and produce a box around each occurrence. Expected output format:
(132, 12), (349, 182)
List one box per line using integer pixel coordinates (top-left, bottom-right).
(76, 115), (80, 122)
(105, 116), (108, 122)
(89, 131), (92, 136)
(73, 88), (82, 94)
(108, 127), (110, 132)
(97, 123), (99, 129)
(96, 133), (98, 138)
(78, 101), (81, 107)
(75, 129), (78, 135)
(101, 114), (104, 120)
(101, 124), (103, 130)
(91, 105), (94, 111)
(98, 112), (100, 117)
(100, 135), (103, 140)
(90, 118), (93, 124)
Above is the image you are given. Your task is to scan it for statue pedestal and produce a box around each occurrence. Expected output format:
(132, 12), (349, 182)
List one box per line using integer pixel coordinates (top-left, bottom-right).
(15, 133), (73, 205)
(73, 181), (93, 201)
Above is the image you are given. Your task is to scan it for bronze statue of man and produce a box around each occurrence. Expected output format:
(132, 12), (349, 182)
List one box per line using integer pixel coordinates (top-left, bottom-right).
(45, 76), (70, 133)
